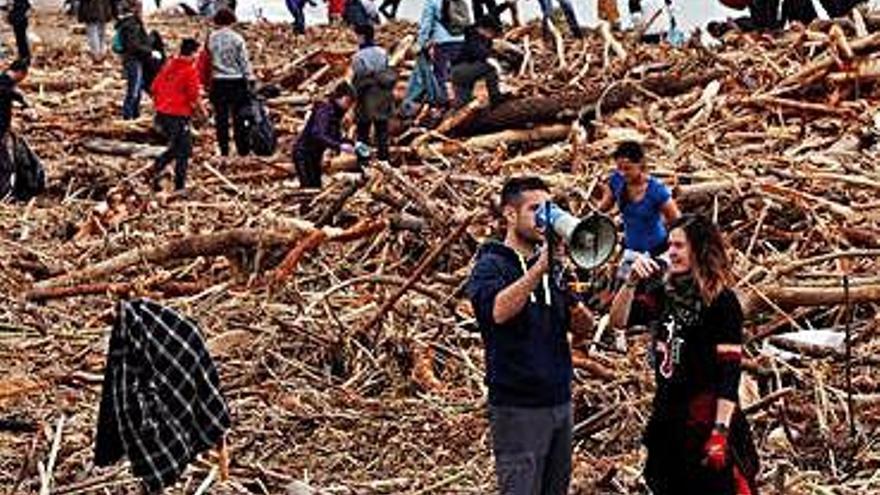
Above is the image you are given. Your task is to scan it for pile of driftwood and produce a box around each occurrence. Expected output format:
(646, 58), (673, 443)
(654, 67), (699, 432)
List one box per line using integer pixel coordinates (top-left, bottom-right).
(1, 5), (880, 494)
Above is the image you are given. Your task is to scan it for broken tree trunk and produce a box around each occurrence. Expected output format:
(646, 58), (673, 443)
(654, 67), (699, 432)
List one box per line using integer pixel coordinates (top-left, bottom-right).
(362, 213), (475, 341)
(25, 280), (208, 302)
(271, 218), (388, 286)
(420, 124), (572, 157)
(33, 229), (305, 290)
(457, 68), (725, 134)
(777, 31), (880, 89)
(82, 138), (165, 158)
(742, 284), (880, 317)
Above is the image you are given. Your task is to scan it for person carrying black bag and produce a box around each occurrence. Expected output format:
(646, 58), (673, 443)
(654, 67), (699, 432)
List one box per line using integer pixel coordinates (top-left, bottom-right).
(207, 7), (253, 157)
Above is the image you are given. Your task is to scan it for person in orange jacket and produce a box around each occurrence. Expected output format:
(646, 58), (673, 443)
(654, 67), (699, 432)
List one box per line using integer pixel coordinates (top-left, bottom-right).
(150, 38), (204, 191)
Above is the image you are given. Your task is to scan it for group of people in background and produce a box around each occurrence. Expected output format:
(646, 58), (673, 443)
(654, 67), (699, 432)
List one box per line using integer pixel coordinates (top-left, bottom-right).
(712, 0), (864, 36)
(18, 0), (865, 197)
(65, 0), (255, 190)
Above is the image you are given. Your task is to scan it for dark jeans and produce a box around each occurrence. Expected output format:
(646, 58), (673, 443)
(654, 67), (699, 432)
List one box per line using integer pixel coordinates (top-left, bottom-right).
(489, 403), (572, 495)
(538, 0), (581, 37)
(8, 10), (29, 62)
(452, 61), (501, 106)
(356, 118), (388, 167)
(432, 42), (463, 107)
(293, 147), (322, 188)
(122, 58), (144, 120)
(289, 4), (305, 33)
(210, 78), (250, 157)
(153, 113), (192, 190)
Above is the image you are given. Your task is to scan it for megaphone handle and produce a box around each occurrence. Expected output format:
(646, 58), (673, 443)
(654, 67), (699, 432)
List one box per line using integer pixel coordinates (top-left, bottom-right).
(545, 202), (555, 273)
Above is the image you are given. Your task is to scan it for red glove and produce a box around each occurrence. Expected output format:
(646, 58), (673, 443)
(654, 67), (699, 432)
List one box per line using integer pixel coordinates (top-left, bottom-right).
(704, 428), (728, 471)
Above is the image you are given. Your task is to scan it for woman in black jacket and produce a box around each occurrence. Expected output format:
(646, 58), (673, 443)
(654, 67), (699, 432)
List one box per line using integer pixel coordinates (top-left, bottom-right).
(610, 214), (760, 495)
(116, 0), (158, 120)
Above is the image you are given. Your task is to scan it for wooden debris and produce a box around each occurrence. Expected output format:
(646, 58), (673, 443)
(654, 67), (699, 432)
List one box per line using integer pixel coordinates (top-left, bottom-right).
(2, 8), (880, 495)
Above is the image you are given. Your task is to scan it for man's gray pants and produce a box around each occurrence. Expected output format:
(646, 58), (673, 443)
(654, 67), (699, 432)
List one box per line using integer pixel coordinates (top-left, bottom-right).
(489, 403), (572, 495)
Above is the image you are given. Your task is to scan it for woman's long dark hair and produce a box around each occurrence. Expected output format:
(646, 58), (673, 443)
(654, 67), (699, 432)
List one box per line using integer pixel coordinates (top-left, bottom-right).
(669, 214), (733, 304)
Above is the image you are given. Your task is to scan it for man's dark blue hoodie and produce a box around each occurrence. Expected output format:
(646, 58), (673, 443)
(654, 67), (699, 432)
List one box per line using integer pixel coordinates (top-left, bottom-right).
(466, 240), (573, 407)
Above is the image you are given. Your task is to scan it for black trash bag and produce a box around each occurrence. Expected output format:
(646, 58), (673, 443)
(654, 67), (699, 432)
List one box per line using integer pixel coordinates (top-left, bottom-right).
(9, 133), (45, 201)
(0, 144), (13, 199)
(238, 93), (277, 157)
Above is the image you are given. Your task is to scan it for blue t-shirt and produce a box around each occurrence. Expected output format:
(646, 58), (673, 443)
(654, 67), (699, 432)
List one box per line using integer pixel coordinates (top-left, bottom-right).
(610, 171), (671, 253)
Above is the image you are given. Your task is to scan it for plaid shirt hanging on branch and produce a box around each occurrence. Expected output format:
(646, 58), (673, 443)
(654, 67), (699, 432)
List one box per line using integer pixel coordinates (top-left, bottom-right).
(94, 298), (231, 493)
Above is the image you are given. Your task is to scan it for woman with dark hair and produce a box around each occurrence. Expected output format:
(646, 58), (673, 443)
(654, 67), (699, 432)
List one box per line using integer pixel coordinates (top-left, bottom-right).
(207, 7), (253, 156)
(609, 214), (760, 495)
(292, 82), (365, 190)
(597, 141), (680, 256)
(597, 140), (680, 283)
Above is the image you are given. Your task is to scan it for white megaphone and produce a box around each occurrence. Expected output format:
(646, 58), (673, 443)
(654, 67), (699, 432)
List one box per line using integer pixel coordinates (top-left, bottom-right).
(535, 202), (618, 270)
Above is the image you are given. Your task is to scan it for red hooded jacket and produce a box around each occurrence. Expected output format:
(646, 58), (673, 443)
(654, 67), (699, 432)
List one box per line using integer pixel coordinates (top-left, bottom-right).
(151, 57), (201, 117)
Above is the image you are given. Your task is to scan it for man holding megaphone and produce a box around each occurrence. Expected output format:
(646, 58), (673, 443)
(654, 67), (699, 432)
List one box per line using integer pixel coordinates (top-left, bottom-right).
(467, 176), (598, 495)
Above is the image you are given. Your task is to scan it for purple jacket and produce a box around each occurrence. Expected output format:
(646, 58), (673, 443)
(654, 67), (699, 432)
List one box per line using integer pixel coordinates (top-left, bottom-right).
(292, 100), (350, 164)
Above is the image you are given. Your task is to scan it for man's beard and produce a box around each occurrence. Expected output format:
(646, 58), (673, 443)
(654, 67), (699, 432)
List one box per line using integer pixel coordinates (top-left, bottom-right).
(515, 225), (543, 248)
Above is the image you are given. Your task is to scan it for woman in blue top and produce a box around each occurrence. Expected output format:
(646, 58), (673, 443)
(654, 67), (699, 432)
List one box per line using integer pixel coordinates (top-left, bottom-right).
(598, 141), (680, 258)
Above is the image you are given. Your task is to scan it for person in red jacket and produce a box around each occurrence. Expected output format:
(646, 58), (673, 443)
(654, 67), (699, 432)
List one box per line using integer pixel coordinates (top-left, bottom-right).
(150, 38), (204, 191)
(328, 0), (345, 23)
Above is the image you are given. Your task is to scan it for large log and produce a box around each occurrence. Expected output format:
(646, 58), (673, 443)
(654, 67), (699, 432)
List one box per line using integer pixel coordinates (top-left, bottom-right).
(32, 229), (305, 290)
(742, 284), (880, 317)
(420, 123), (572, 157)
(777, 31), (880, 90)
(82, 138), (165, 158)
(25, 280), (208, 302)
(457, 68), (726, 135)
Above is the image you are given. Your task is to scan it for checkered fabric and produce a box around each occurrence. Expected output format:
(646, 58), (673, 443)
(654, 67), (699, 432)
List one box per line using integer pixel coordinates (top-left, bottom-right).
(94, 298), (230, 493)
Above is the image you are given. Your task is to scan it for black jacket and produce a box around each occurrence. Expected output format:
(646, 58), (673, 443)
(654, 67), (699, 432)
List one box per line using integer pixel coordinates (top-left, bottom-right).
(466, 241), (573, 407)
(455, 25), (492, 64)
(78, 0), (116, 23)
(0, 73), (24, 139)
(116, 14), (151, 61)
(94, 299), (230, 493)
(8, 0), (29, 25)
